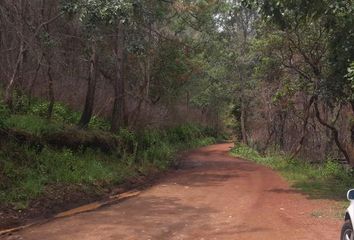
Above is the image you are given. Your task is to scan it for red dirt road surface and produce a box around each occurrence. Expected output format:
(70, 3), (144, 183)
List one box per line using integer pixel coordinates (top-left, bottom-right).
(2, 143), (341, 240)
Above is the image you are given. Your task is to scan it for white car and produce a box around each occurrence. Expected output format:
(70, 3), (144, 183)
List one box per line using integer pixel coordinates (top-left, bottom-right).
(342, 189), (354, 240)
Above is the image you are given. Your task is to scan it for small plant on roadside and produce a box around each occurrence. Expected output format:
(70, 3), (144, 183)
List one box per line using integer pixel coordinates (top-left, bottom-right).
(0, 123), (218, 207)
(231, 144), (354, 201)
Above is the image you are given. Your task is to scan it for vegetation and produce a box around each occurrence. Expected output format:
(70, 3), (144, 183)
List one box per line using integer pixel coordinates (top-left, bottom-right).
(231, 145), (353, 201)
(238, 0), (354, 164)
(0, 0), (353, 219)
(1, 108), (217, 207)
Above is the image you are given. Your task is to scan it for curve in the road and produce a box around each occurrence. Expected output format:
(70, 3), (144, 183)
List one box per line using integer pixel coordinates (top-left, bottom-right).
(4, 143), (341, 240)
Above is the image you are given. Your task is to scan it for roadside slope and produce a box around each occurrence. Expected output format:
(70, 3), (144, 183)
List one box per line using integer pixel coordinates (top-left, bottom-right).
(3, 143), (341, 240)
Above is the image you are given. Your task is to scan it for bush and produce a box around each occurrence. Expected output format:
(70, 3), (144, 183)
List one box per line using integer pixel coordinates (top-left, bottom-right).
(29, 100), (110, 130)
(0, 101), (9, 129)
(0, 123), (218, 207)
(166, 124), (204, 143)
(231, 144), (354, 200)
(0, 144), (133, 205)
(140, 141), (174, 170)
(12, 90), (30, 113)
(29, 101), (80, 124)
(89, 116), (110, 130)
(6, 115), (63, 135)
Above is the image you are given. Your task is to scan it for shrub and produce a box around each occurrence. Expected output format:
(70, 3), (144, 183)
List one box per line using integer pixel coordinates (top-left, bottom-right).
(166, 124), (203, 143)
(0, 144), (131, 205)
(89, 116), (110, 130)
(231, 144), (354, 200)
(12, 90), (30, 113)
(0, 101), (9, 129)
(6, 115), (63, 135)
(0, 123), (218, 207)
(29, 101), (80, 124)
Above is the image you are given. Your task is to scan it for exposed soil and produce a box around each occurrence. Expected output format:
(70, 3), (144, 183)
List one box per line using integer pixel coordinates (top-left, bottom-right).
(0, 170), (163, 230)
(1, 143), (342, 240)
(0, 184), (102, 229)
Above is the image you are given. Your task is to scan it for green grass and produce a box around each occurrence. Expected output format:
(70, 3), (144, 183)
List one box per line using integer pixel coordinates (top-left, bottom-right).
(0, 124), (217, 208)
(1, 98), (110, 132)
(0, 97), (220, 208)
(6, 115), (64, 135)
(230, 144), (354, 201)
(0, 145), (133, 206)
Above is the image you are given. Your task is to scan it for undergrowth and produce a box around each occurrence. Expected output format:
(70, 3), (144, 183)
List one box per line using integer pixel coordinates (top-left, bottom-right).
(2, 97), (110, 133)
(231, 144), (354, 201)
(6, 115), (64, 135)
(0, 96), (221, 208)
(0, 123), (217, 208)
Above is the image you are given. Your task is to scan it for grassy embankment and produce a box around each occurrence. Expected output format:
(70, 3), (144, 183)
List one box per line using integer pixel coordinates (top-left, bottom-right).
(231, 144), (353, 202)
(0, 99), (219, 209)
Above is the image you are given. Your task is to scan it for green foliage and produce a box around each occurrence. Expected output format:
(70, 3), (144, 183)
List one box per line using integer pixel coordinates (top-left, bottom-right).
(250, 0), (354, 102)
(0, 123), (217, 207)
(0, 101), (9, 129)
(36, 149), (115, 184)
(118, 128), (137, 147)
(326, 3), (354, 100)
(5, 98), (110, 132)
(29, 101), (80, 124)
(348, 62), (354, 81)
(151, 41), (191, 103)
(231, 144), (354, 200)
(0, 144), (132, 205)
(6, 115), (63, 135)
(115, 124), (218, 170)
(134, 124), (218, 168)
(166, 124), (204, 143)
(139, 140), (174, 170)
(88, 115), (110, 131)
(347, 62), (354, 100)
(61, 0), (133, 30)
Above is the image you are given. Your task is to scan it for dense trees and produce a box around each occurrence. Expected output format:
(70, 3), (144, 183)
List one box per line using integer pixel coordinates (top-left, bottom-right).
(0, 0), (353, 164)
(0, 0), (227, 130)
(239, 0), (354, 164)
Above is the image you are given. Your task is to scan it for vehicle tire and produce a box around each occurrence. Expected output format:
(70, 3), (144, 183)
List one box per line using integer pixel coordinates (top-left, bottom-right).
(341, 220), (353, 240)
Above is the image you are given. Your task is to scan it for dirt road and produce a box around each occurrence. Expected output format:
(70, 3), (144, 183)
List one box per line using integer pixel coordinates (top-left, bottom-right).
(3, 143), (341, 240)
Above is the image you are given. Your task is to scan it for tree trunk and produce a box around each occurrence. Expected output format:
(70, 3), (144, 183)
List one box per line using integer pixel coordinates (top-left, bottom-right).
(240, 98), (248, 145)
(46, 58), (54, 119)
(78, 43), (98, 129)
(291, 95), (315, 158)
(275, 110), (287, 149)
(28, 54), (43, 106)
(4, 42), (25, 108)
(110, 24), (126, 133)
(314, 99), (352, 165)
(186, 90), (190, 112)
(350, 102), (354, 144)
(128, 23), (153, 128)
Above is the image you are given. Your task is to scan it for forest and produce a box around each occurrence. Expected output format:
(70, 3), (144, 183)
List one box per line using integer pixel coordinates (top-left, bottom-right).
(0, 0), (353, 230)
